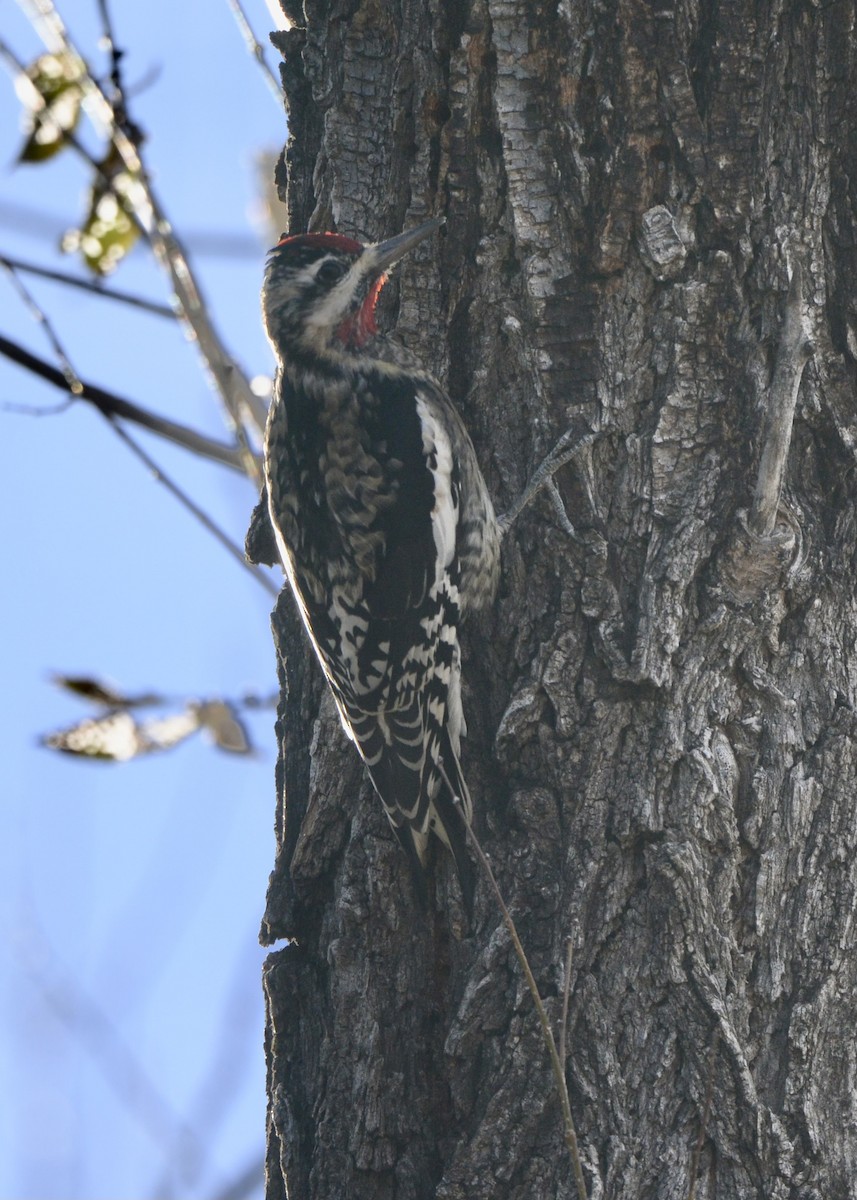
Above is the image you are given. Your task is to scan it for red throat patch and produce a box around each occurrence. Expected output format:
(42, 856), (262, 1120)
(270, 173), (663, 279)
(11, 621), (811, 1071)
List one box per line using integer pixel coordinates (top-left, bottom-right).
(336, 273), (387, 348)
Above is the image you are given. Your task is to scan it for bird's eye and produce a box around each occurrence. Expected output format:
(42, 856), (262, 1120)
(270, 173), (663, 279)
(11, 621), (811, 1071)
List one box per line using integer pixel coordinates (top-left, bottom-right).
(316, 259), (347, 286)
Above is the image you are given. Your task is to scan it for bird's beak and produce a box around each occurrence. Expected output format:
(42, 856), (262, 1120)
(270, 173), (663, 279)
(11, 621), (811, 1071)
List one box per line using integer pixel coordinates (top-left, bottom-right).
(364, 217), (444, 275)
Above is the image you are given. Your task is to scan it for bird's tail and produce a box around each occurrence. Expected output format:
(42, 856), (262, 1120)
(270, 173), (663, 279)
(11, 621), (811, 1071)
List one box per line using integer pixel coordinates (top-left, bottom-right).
(418, 730), (476, 920)
(353, 706), (475, 918)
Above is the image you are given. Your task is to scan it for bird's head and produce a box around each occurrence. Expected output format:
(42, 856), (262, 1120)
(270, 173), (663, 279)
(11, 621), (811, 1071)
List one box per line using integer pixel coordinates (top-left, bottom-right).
(262, 217), (443, 357)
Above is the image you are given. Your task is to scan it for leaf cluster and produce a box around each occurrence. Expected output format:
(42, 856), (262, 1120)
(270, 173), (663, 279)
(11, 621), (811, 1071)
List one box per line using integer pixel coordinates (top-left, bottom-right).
(42, 672), (264, 761)
(16, 50), (141, 274)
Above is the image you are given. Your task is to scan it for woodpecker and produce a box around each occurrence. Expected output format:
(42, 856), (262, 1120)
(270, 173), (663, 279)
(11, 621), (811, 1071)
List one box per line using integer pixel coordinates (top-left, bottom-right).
(260, 217), (500, 913)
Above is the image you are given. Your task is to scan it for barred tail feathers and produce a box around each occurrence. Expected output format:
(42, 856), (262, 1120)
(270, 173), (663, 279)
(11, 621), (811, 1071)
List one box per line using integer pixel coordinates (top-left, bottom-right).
(348, 703), (475, 915)
(421, 727), (475, 919)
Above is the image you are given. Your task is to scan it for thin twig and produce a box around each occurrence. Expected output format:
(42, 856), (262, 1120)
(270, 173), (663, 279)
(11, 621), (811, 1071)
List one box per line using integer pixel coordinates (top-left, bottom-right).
(464, 822), (588, 1200)
(0, 35), (55, 100)
(687, 1033), (718, 1200)
(0, 266), (275, 593)
(106, 416), (278, 597)
(559, 936), (574, 1072)
(2, 258), (83, 394)
(0, 253), (174, 317)
(16, 0), (269, 463)
(224, 0), (284, 105)
(0, 199), (263, 261)
(0, 332), (247, 472)
(3, 396), (72, 417)
(95, 0), (118, 73)
(94, 0), (137, 152)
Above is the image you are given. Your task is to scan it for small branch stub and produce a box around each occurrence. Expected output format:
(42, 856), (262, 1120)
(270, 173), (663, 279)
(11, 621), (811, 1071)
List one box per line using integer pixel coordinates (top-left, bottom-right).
(748, 261), (814, 539)
(720, 506), (801, 605)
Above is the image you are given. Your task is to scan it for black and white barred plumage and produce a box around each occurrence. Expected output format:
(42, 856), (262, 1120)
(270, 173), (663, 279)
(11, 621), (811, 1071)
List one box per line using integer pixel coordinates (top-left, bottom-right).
(259, 219), (500, 911)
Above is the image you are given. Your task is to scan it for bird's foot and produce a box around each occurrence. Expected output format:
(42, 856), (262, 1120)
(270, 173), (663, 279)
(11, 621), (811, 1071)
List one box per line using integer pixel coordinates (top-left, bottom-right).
(498, 430), (597, 540)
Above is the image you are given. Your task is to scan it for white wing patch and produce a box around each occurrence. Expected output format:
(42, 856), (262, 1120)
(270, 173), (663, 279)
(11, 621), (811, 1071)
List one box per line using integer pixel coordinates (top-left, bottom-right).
(415, 390), (458, 578)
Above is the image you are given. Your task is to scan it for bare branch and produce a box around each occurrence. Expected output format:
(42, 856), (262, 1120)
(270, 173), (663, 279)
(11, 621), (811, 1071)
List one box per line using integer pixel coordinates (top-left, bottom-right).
(15, 0), (269, 467)
(0, 253), (175, 317)
(224, 0), (284, 105)
(0, 32), (149, 244)
(94, 0), (119, 78)
(105, 417), (279, 597)
(0, 201), (263, 261)
(1, 262), (275, 592)
(0, 332), (247, 472)
(3, 257), (83, 393)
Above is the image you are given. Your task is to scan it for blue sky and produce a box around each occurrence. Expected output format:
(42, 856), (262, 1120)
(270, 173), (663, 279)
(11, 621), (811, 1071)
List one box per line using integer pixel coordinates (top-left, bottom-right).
(0, 3), (289, 1196)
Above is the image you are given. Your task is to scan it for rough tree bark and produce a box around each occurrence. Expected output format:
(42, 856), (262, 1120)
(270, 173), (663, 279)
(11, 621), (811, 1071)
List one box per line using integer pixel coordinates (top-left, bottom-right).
(257, 1), (857, 1197)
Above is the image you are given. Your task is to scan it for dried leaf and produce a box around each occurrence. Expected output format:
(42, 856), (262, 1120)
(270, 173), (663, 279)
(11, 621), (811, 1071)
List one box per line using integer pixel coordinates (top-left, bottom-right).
(42, 711), (143, 761)
(51, 674), (132, 708)
(138, 709), (201, 751)
(50, 673), (163, 708)
(62, 146), (144, 275)
(43, 707), (200, 761)
(194, 700), (252, 754)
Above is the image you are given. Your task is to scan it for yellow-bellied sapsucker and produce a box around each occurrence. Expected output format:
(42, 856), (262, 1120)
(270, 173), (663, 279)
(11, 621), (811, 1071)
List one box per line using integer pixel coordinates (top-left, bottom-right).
(260, 217), (500, 913)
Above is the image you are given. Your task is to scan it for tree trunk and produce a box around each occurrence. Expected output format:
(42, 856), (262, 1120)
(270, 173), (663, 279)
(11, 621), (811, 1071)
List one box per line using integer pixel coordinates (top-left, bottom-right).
(259, 2), (857, 1197)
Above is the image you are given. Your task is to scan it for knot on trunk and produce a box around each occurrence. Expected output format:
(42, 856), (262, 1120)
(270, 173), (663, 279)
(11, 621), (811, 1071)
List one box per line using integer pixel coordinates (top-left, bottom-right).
(720, 505), (803, 604)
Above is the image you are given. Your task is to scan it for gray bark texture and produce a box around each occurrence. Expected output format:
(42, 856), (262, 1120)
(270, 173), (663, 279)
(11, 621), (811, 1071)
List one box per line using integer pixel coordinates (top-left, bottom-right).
(259, 1), (857, 1197)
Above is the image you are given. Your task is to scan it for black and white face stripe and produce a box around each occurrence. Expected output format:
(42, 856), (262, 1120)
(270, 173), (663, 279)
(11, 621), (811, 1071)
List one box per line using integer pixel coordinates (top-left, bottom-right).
(303, 257), (372, 339)
(262, 241), (365, 348)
